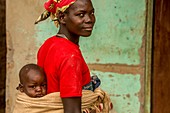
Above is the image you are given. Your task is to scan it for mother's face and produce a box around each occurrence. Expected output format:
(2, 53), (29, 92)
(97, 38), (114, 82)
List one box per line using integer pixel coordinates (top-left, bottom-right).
(64, 0), (96, 37)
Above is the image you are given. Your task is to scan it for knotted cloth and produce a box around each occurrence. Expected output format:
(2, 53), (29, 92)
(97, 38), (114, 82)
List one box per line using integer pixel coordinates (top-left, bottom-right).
(13, 88), (117, 113)
(35, 0), (76, 27)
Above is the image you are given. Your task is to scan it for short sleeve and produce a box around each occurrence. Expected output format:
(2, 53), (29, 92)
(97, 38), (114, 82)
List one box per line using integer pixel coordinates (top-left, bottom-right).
(59, 55), (83, 98)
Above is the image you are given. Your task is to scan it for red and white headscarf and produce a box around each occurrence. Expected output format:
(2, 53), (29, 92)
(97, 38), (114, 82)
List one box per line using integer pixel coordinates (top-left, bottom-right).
(35, 0), (76, 27)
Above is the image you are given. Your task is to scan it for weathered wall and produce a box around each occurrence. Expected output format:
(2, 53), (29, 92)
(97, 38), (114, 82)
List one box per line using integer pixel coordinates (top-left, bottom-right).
(6, 0), (150, 113)
(6, 0), (43, 112)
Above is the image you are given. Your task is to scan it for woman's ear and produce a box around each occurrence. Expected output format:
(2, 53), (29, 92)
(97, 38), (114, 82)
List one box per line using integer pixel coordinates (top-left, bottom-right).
(58, 12), (67, 24)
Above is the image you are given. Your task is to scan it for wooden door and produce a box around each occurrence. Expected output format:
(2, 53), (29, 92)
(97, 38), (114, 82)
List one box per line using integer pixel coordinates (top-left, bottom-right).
(153, 0), (170, 113)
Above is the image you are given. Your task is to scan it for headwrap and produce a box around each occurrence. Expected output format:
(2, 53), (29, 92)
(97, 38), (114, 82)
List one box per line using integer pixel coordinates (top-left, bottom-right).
(35, 0), (76, 27)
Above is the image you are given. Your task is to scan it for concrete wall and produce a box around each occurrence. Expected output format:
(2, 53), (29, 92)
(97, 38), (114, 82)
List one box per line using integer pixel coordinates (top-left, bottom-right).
(6, 0), (151, 113)
(6, 0), (42, 112)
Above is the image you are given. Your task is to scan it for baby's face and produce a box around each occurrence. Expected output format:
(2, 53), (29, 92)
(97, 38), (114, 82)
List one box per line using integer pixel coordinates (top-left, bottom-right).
(22, 69), (47, 98)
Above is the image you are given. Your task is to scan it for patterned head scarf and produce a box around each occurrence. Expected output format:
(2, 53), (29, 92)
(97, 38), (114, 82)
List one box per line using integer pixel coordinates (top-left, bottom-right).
(35, 0), (76, 27)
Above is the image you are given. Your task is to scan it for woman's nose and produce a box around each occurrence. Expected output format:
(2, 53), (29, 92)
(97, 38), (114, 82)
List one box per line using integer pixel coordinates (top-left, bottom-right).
(85, 15), (95, 25)
(85, 15), (92, 23)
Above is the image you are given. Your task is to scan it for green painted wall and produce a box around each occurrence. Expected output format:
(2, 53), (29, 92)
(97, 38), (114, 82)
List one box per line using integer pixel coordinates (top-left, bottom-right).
(35, 0), (145, 65)
(91, 71), (141, 113)
(35, 0), (147, 113)
(81, 0), (145, 65)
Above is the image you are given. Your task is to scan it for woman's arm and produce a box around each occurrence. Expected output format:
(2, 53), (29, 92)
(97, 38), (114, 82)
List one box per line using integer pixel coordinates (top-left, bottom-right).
(62, 97), (82, 113)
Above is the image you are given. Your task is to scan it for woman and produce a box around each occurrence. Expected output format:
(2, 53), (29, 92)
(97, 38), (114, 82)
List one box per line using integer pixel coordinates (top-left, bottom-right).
(36, 0), (95, 112)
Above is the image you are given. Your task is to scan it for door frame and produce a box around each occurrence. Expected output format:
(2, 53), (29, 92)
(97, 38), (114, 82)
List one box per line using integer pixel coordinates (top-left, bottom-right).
(145, 0), (154, 113)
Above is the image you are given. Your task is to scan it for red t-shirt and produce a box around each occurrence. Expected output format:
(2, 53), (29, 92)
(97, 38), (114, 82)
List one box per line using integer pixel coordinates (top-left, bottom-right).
(37, 36), (91, 98)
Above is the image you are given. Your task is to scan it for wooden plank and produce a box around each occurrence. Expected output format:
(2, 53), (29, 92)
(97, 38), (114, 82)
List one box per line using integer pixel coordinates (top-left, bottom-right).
(153, 0), (170, 112)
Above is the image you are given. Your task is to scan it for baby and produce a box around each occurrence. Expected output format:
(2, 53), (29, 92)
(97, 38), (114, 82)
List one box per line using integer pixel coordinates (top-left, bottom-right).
(16, 63), (47, 98)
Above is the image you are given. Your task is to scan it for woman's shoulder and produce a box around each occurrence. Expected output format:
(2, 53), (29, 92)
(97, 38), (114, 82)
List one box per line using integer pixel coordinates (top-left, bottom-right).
(41, 36), (64, 48)
(44, 36), (67, 44)
(40, 35), (81, 56)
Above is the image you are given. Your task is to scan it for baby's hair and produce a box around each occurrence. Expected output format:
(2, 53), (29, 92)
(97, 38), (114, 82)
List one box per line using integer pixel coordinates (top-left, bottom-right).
(19, 63), (44, 84)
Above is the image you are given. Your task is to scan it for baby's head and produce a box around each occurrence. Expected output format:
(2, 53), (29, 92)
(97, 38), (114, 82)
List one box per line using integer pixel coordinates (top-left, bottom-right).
(17, 63), (47, 98)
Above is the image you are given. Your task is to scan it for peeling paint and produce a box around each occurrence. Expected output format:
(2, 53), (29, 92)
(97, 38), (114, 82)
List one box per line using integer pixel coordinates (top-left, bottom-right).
(80, 0), (146, 65)
(90, 71), (141, 113)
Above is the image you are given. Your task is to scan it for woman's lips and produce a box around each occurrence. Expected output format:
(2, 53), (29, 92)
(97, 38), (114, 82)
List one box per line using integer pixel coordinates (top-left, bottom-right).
(83, 27), (93, 31)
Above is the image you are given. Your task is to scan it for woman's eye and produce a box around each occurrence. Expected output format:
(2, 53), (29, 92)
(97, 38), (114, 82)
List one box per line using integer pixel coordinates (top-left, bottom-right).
(77, 13), (84, 17)
(91, 11), (94, 15)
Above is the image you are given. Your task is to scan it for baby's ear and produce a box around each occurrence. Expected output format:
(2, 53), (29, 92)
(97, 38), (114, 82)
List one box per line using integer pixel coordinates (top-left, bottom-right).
(17, 84), (24, 92)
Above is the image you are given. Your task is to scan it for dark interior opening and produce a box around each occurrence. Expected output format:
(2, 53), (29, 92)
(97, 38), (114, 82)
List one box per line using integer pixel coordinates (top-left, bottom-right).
(0, 0), (6, 112)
